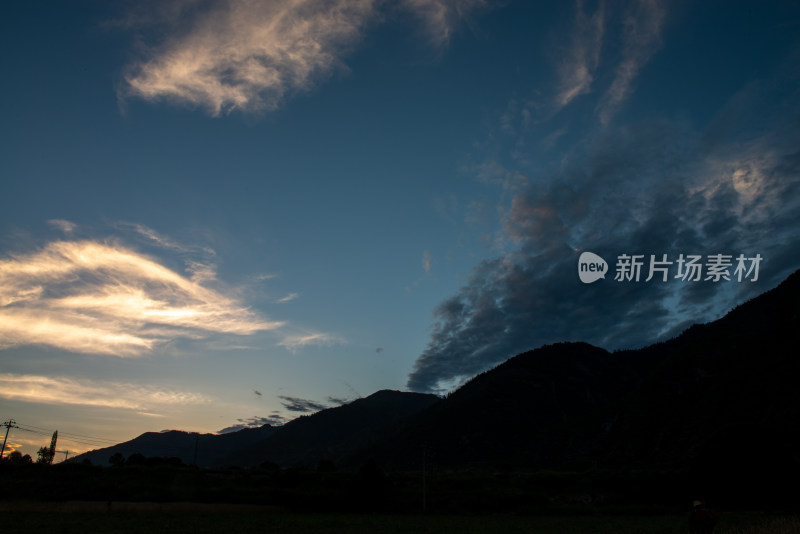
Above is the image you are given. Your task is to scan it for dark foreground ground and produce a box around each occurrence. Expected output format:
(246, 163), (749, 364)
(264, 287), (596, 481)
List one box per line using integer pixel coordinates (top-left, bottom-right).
(3, 462), (799, 533)
(3, 503), (800, 534)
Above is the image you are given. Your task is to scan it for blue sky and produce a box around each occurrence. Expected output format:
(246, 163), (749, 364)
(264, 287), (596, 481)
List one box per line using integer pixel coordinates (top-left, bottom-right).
(2, 0), (799, 459)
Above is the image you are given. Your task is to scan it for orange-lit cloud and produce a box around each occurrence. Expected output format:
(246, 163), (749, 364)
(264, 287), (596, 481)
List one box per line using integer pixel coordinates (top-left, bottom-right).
(1, 439), (21, 457)
(0, 373), (211, 411)
(0, 239), (282, 356)
(48, 219), (77, 234)
(122, 0), (488, 115)
(276, 292), (299, 303)
(278, 332), (344, 352)
(422, 251), (432, 273)
(124, 0), (378, 115)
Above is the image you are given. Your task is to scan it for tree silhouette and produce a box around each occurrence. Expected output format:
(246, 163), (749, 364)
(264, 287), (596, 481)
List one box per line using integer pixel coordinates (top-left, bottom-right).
(36, 446), (53, 465)
(4, 451), (33, 464)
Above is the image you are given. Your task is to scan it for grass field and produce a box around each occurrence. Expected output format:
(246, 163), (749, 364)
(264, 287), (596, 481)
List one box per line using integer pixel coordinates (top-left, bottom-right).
(4, 503), (799, 534)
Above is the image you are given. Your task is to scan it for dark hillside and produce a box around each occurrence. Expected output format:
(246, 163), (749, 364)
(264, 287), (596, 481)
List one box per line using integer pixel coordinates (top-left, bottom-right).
(367, 270), (800, 481)
(70, 269), (800, 506)
(575, 270), (800, 499)
(70, 425), (277, 467)
(221, 390), (440, 468)
(368, 342), (657, 470)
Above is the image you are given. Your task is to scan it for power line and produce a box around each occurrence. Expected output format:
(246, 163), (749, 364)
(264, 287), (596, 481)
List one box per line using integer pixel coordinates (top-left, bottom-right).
(56, 432), (119, 444)
(15, 423), (119, 445)
(15, 426), (50, 437)
(15, 427), (111, 449)
(15, 423), (119, 444)
(3, 420), (124, 461)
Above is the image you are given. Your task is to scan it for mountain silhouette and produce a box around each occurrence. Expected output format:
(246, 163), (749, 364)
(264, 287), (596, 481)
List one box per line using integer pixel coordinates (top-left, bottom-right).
(70, 424), (277, 467)
(72, 269), (799, 494)
(369, 269), (800, 473)
(70, 390), (439, 469)
(218, 389), (440, 468)
(367, 342), (655, 470)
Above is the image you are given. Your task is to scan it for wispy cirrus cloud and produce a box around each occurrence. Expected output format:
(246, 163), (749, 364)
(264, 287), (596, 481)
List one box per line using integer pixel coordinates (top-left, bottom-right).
(536, 0), (664, 123)
(277, 332), (345, 352)
(596, 0), (665, 124)
(122, 222), (195, 253)
(0, 238), (281, 356)
(554, 0), (605, 109)
(0, 374), (211, 411)
(276, 292), (299, 303)
(48, 219), (77, 235)
(479, 1), (665, 180)
(123, 0), (379, 115)
(120, 0), (490, 115)
(422, 250), (432, 273)
(402, 0), (488, 47)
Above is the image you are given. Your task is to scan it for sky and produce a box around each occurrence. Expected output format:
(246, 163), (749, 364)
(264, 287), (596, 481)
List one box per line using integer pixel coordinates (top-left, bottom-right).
(1, 0), (799, 460)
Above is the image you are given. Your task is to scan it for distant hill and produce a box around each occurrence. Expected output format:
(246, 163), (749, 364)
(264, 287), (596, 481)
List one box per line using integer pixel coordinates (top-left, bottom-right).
(70, 424), (277, 467)
(72, 269), (800, 495)
(218, 389), (440, 468)
(363, 342), (658, 470)
(367, 270), (800, 475)
(70, 390), (439, 469)
(579, 267), (800, 470)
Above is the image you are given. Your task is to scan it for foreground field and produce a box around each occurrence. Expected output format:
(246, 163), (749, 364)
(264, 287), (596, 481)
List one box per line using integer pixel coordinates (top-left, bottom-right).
(5, 505), (799, 534)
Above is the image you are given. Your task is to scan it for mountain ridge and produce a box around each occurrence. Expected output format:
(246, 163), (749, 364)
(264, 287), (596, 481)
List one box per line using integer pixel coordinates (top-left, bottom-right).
(71, 269), (799, 481)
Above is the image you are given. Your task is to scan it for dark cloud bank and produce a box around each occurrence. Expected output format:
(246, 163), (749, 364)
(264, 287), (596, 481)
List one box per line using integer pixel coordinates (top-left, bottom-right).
(219, 395), (351, 433)
(278, 395), (328, 413)
(408, 73), (800, 393)
(218, 414), (287, 434)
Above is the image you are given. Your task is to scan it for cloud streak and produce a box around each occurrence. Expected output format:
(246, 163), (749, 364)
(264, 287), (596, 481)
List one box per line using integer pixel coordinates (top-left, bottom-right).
(402, 0), (488, 47)
(277, 332), (344, 352)
(547, 0), (665, 122)
(0, 374), (211, 411)
(120, 0), (490, 115)
(48, 219), (77, 235)
(0, 239), (281, 356)
(276, 292), (299, 303)
(278, 395), (328, 413)
(422, 251), (432, 273)
(596, 0), (665, 124)
(218, 414), (286, 434)
(123, 0), (379, 115)
(554, 0), (604, 109)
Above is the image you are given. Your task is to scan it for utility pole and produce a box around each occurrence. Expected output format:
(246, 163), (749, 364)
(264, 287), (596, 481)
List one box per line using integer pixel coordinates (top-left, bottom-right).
(1, 419), (18, 460)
